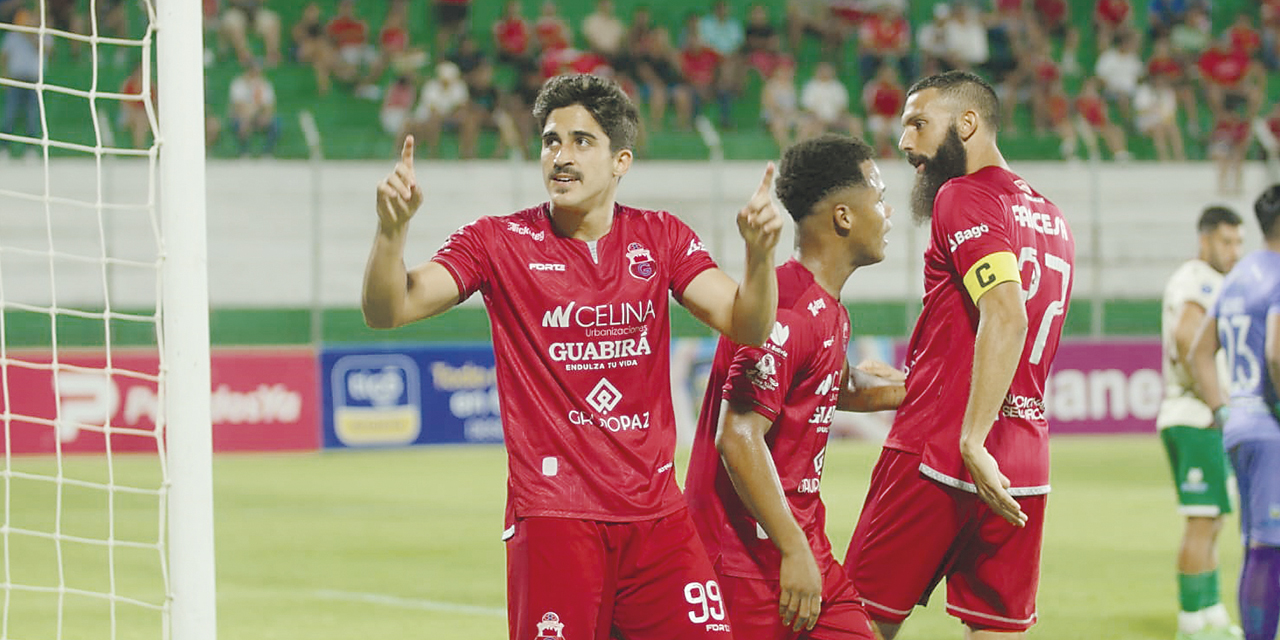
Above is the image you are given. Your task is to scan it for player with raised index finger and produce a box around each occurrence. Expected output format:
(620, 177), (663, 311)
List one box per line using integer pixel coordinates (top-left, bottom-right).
(363, 73), (783, 640)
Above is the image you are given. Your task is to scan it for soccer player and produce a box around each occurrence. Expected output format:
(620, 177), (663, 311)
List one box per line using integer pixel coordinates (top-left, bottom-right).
(844, 70), (1076, 639)
(363, 73), (784, 640)
(1189, 185), (1280, 640)
(684, 135), (904, 640)
(1158, 206), (1244, 640)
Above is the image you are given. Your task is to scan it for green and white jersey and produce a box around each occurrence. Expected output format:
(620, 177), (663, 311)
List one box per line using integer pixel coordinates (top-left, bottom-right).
(1156, 259), (1225, 429)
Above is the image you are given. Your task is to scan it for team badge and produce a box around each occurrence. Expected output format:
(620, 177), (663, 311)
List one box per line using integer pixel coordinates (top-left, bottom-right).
(626, 242), (656, 281)
(536, 612), (565, 639)
(748, 353), (779, 391)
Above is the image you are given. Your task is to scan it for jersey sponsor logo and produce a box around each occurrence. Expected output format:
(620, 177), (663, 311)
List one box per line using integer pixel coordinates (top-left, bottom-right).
(528, 262), (566, 272)
(748, 353), (779, 391)
(1012, 204), (1068, 239)
(568, 408), (651, 432)
(947, 223), (990, 252)
(1181, 467), (1208, 494)
(769, 322), (790, 346)
(536, 612), (565, 639)
(548, 333), (652, 368)
(541, 300), (657, 329)
(1001, 392), (1046, 421)
(585, 377), (623, 413)
(823, 337), (835, 348)
(808, 298), (827, 316)
(626, 242), (657, 281)
(507, 221), (545, 241)
(687, 238), (707, 256)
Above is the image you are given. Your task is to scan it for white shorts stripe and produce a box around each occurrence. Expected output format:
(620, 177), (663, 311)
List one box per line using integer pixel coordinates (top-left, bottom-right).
(859, 597), (913, 617)
(946, 602), (1037, 626)
(918, 463), (1052, 496)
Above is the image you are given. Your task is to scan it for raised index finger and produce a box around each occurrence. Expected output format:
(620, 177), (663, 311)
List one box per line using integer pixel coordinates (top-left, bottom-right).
(753, 162), (776, 201)
(401, 135), (415, 170)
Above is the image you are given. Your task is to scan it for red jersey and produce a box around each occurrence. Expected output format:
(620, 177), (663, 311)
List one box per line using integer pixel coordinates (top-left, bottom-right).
(379, 25), (408, 51)
(996, 0), (1023, 14)
(1213, 118), (1251, 146)
(685, 260), (851, 580)
(1076, 94), (1107, 127)
(326, 16), (367, 48)
(535, 16), (570, 51)
(681, 46), (720, 88)
(1198, 47), (1250, 87)
(887, 167), (1074, 495)
(431, 204), (716, 522)
(494, 18), (530, 57)
(859, 15), (909, 52)
(1034, 0), (1068, 26)
(1229, 24), (1261, 56)
(1094, 0), (1130, 26)
(864, 80), (905, 118)
(1147, 54), (1183, 80)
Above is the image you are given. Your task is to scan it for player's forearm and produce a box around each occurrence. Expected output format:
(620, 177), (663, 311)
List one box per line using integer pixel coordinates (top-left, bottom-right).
(837, 369), (905, 412)
(716, 422), (809, 555)
(729, 248), (777, 347)
(361, 224), (412, 329)
(959, 298), (1027, 454)
(1189, 326), (1225, 410)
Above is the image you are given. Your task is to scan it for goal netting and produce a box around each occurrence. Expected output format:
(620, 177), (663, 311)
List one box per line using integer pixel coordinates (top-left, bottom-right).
(0, 1), (213, 639)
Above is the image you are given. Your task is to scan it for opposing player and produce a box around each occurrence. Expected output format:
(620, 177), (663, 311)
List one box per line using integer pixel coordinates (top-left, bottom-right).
(1158, 206), (1244, 640)
(1189, 185), (1280, 640)
(685, 135), (904, 640)
(844, 70), (1075, 638)
(363, 73), (783, 640)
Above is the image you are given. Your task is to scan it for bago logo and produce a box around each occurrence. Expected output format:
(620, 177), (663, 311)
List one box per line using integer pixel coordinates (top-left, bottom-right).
(332, 355), (421, 446)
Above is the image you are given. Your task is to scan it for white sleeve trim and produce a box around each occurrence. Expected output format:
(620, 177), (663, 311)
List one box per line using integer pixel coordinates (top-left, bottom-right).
(919, 463), (1052, 496)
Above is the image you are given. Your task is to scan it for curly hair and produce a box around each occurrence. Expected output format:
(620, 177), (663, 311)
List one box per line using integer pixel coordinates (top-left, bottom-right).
(774, 135), (876, 221)
(532, 74), (640, 153)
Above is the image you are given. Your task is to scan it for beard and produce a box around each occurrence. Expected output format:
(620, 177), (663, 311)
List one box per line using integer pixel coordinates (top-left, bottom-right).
(908, 124), (969, 225)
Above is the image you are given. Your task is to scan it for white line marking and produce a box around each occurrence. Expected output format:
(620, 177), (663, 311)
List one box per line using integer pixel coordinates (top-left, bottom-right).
(312, 589), (505, 618)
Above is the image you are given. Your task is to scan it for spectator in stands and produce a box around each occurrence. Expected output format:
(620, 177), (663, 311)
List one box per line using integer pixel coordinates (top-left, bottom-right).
(370, 1), (428, 83)
(1075, 76), (1131, 161)
(1093, 0), (1133, 53)
(1147, 0), (1193, 39)
(431, 0), (471, 59)
(326, 0), (377, 98)
(942, 2), (988, 72)
(679, 19), (723, 125)
(291, 3), (335, 95)
(1169, 4), (1211, 62)
(916, 3), (952, 76)
(1263, 0), (1280, 70)
(458, 60), (520, 159)
(493, 0), (533, 66)
(1210, 105), (1249, 196)
(534, 0), (572, 54)
(221, 0), (281, 68)
(1147, 35), (1200, 135)
(1045, 80), (1079, 159)
(785, 0), (837, 54)
(1095, 30), (1144, 125)
(404, 61), (468, 158)
(798, 61), (861, 140)
(760, 58), (798, 150)
(119, 64), (156, 149)
(634, 26), (693, 131)
(742, 4), (787, 79)
(984, 3), (1031, 130)
(857, 4), (912, 84)
(46, 0), (85, 58)
(698, 0), (745, 128)
(1227, 13), (1262, 60)
(1253, 101), (1280, 183)
(1059, 27), (1084, 78)
(861, 62), (904, 158)
(228, 59), (280, 158)
(1027, 37), (1062, 134)
(450, 34), (487, 87)
(0, 9), (48, 158)
(1032, 0), (1071, 41)
(1133, 73), (1185, 161)
(583, 0), (626, 66)
(1198, 31), (1266, 124)
(381, 75), (416, 138)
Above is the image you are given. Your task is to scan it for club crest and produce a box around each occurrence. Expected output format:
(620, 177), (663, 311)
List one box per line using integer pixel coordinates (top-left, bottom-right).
(626, 242), (656, 281)
(536, 612), (565, 639)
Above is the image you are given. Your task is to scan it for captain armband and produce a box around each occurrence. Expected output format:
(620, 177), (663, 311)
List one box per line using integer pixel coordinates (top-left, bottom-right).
(962, 251), (1021, 303)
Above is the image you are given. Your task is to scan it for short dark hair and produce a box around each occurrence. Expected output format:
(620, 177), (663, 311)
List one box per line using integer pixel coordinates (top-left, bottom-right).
(775, 135), (876, 221)
(1197, 205), (1242, 234)
(907, 70), (1000, 132)
(1255, 184), (1280, 238)
(532, 74), (639, 153)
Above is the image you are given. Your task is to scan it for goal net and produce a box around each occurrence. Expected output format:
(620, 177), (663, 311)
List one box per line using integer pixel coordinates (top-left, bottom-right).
(0, 1), (213, 639)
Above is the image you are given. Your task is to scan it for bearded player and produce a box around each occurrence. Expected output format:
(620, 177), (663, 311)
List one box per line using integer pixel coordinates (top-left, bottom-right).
(363, 73), (783, 640)
(1189, 185), (1280, 640)
(1158, 206), (1244, 640)
(844, 70), (1076, 639)
(685, 135), (904, 640)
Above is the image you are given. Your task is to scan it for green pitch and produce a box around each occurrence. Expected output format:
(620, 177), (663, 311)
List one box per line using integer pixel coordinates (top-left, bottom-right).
(3, 435), (1243, 639)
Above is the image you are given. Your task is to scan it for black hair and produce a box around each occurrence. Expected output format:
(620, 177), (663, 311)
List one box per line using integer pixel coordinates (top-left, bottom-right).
(906, 70), (1001, 132)
(532, 74), (640, 153)
(1255, 184), (1280, 239)
(1197, 205), (1242, 234)
(775, 135), (876, 222)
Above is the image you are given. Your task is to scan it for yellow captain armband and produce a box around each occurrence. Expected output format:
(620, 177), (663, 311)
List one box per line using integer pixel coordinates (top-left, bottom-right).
(962, 251), (1021, 303)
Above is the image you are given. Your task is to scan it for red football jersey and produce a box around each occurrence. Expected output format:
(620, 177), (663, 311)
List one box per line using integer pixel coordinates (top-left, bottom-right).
(685, 260), (851, 580)
(1198, 47), (1250, 87)
(432, 204), (716, 522)
(887, 167), (1075, 494)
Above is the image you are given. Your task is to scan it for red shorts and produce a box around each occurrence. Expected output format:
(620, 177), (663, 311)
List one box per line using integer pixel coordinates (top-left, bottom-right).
(506, 508), (733, 640)
(844, 448), (1045, 632)
(718, 560), (875, 640)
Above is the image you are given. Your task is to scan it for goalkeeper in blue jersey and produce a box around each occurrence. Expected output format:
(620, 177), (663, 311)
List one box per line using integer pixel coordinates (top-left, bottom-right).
(1190, 184), (1280, 640)
(1158, 205), (1243, 640)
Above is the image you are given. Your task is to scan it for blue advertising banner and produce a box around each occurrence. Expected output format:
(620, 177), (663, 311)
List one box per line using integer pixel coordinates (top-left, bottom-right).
(321, 343), (502, 448)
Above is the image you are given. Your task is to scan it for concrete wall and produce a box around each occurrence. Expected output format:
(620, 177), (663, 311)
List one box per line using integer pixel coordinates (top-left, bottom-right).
(0, 157), (1274, 310)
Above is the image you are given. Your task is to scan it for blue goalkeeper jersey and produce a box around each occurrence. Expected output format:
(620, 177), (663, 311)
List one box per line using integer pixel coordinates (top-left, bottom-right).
(1212, 249), (1280, 448)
